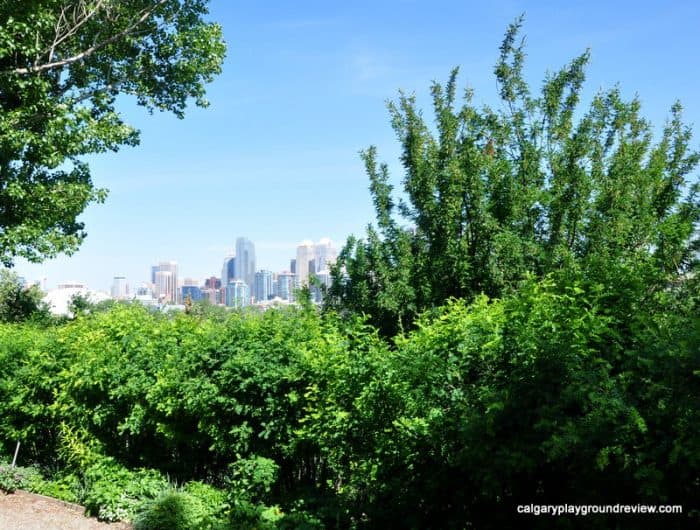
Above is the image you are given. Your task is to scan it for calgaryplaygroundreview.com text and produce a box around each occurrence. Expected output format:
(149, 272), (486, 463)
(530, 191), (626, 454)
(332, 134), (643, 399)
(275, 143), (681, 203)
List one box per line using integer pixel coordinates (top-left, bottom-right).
(517, 504), (683, 517)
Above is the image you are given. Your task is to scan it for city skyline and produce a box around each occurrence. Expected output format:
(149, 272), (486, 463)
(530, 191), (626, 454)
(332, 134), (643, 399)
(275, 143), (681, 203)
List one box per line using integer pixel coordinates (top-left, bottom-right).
(32, 236), (339, 298)
(12, 0), (700, 292)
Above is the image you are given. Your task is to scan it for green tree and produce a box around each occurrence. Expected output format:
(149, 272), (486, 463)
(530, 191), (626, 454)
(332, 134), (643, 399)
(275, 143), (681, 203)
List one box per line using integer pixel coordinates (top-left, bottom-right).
(327, 16), (700, 335)
(0, 268), (48, 322)
(0, 0), (225, 266)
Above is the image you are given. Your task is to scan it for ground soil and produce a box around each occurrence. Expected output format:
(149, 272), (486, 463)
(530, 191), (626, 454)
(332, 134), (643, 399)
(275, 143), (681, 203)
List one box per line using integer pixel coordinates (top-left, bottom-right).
(0, 490), (132, 530)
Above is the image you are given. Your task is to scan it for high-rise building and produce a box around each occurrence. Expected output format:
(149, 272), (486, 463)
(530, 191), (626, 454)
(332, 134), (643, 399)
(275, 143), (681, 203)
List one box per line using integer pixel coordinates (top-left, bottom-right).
(221, 254), (236, 288)
(275, 271), (298, 301)
(154, 270), (175, 303)
(151, 261), (179, 303)
(225, 280), (250, 308)
(290, 259), (296, 274)
(111, 276), (129, 299)
(254, 270), (274, 302)
(315, 238), (337, 272)
(235, 237), (256, 290)
(296, 240), (315, 286)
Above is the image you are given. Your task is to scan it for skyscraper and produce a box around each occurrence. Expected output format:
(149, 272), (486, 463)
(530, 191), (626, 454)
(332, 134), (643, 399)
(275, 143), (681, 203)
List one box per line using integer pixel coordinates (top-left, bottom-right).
(154, 270), (175, 303)
(225, 279), (250, 308)
(254, 270), (274, 302)
(296, 240), (315, 286)
(235, 237), (256, 291)
(315, 238), (337, 272)
(221, 254), (236, 289)
(152, 261), (178, 303)
(275, 271), (298, 301)
(111, 276), (129, 299)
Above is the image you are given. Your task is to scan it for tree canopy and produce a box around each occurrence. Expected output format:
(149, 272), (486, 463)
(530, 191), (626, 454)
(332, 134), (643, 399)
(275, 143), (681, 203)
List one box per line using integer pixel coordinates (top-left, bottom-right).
(0, 0), (225, 266)
(328, 16), (700, 336)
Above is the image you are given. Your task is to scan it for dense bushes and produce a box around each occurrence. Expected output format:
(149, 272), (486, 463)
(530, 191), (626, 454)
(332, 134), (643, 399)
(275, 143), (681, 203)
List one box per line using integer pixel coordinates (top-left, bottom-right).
(0, 277), (698, 527)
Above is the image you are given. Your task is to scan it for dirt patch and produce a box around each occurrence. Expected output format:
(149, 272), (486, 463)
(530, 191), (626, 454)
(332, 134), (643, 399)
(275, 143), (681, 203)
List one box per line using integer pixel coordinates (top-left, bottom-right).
(0, 490), (132, 530)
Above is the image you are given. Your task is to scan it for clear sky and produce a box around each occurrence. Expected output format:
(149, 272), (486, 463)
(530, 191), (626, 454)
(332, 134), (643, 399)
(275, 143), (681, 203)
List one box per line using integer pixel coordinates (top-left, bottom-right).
(16, 0), (700, 292)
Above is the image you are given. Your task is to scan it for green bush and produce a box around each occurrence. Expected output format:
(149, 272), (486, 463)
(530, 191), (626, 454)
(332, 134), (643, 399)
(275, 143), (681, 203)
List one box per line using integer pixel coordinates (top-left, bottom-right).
(182, 481), (229, 528)
(28, 472), (81, 504)
(82, 458), (168, 522)
(133, 490), (214, 530)
(0, 463), (42, 493)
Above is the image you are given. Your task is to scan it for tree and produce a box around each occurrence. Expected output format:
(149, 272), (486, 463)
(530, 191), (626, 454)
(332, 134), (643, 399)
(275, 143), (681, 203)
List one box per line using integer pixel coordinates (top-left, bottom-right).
(0, 1), (225, 266)
(0, 268), (48, 322)
(327, 16), (700, 335)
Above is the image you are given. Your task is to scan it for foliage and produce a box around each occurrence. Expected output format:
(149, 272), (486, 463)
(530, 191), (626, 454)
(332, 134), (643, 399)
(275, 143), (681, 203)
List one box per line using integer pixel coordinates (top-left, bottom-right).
(0, 1), (226, 265)
(29, 472), (81, 503)
(0, 463), (42, 493)
(133, 490), (216, 530)
(0, 280), (697, 527)
(228, 456), (279, 504)
(327, 16), (700, 336)
(0, 269), (49, 323)
(82, 457), (169, 522)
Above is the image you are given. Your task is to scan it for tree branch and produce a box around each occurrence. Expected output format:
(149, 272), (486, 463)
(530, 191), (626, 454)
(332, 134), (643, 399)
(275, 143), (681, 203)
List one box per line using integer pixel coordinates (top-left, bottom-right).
(13, 0), (168, 75)
(44, 0), (107, 64)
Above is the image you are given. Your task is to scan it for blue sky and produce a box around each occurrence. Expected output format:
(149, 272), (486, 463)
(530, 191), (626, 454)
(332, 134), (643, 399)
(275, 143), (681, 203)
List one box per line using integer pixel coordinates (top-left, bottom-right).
(16, 0), (700, 291)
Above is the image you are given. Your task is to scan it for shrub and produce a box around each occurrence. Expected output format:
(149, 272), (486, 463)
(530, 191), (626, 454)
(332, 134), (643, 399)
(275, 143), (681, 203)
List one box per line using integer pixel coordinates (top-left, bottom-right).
(133, 490), (213, 530)
(29, 473), (81, 503)
(0, 463), (42, 493)
(82, 458), (168, 522)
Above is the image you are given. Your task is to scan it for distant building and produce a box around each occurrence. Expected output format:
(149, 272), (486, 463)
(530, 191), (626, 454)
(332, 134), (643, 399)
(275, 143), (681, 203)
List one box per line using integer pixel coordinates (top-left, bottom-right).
(315, 238), (337, 272)
(152, 261), (179, 303)
(254, 270), (274, 302)
(290, 259), (296, 274)
(275, 271), (298, 302)
(205, 276), (221, 289)
(181, 285), (202, 302)
(44, 283), (110, 316)
(296, 240), (315, 286)
(235, 237), (256, 291)
(221, 254), (236, 289)
(133, 283), (158, 307)
(111, 276), (129, 299)
(225, 280), (250, 308)
(154, 270), (175, 303)
(311, 269), (332, 303)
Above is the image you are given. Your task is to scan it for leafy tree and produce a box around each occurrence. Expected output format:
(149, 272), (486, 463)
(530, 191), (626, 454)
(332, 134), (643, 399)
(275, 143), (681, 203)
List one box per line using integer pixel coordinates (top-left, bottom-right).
(0, 268), (48, 322)
(0, 0), (226, 266)
(328, 16), (700, 335)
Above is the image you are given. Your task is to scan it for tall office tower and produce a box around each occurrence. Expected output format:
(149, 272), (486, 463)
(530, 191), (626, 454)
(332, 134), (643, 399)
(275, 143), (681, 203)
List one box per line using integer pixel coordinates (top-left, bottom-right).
(225, 280), (250, 308)
(290, 259), (296, 274)
(254, 270), (274, 302)
(275, 271), (297, 301)
(315, 238), (337, 272)
(150, 265), (158, 284)
(235, 237), (256, 290)
(151, 261), (180, 304)
(111, 276), (129, 299)
(154, 270), (175, 303)
(221, 254), (236, 288)
(296, 240), (315, 286)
